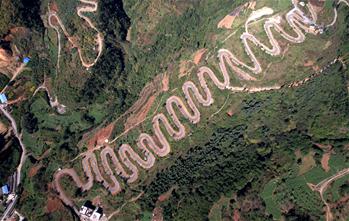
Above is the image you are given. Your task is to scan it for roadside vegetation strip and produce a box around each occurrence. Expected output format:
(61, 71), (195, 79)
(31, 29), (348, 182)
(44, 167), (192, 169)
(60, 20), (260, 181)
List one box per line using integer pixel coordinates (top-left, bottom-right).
(53, 0), (349, 212)
(47, 0), (103, 69)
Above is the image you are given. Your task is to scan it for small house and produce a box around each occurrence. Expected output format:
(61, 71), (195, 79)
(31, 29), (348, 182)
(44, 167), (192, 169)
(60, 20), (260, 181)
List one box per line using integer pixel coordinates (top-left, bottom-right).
(0, 185), (9, 195)
(23, 57), (30, 64)
(0, 93), (7, 104)
(79, 201), (95, 217)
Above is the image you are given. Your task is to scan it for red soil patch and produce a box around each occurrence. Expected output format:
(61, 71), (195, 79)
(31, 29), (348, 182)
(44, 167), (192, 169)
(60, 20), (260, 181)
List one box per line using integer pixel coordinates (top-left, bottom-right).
(87, 123), (115, 150)
(193, 49), (207, 65)
(227, 109), (235, 117)
(233, 209), (240, 221)
(162, 73), (169, 92)
(304, 60), (314, 67)
(49, 2), (59, 13)
(157, 187), (175, 202)
(218, 4), (244, 29)
(124, 95), (156, 131)
(29, 163), (43, 178)
(321, 152), (331, 172)
(152, 207), (164, 221)
(46, 197), (63, 213)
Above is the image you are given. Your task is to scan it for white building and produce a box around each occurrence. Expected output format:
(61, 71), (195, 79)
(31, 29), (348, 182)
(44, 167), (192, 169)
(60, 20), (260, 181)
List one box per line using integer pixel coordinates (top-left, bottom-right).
(79, 201), (103, 221)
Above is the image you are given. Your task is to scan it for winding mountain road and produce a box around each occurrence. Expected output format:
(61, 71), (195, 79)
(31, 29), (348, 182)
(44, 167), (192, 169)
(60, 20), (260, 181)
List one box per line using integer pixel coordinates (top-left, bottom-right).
(53, 0), (349, 211)
(48, 0), (103, 69)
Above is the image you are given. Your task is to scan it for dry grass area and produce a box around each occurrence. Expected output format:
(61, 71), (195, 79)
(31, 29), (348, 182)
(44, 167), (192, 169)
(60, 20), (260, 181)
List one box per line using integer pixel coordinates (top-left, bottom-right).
(124, 73), (168, 130)
(124, 95), (156, 131)
(321, 152), (331, 172)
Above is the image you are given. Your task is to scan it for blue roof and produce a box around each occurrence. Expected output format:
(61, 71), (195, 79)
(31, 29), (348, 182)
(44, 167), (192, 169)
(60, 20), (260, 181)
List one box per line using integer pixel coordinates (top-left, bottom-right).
(0, 93), (7, 103)
(1, 185), (9, 194)
(23, 57), (30, 64)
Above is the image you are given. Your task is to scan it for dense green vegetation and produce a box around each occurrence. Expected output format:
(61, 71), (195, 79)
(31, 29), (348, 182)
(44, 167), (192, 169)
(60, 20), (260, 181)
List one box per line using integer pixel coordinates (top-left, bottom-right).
(0, 0), (44, 36)
(0, 134), (20, 184)
(140, 65), (349, 220)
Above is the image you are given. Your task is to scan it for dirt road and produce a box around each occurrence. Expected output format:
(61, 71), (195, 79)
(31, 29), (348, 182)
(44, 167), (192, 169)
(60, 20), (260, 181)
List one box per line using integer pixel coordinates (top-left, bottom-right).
(53, 0), (349, 212)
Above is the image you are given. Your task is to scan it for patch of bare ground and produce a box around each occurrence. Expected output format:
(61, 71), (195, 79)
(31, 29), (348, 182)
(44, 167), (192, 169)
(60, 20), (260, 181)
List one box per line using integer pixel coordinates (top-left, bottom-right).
(304, 60), (315, 67)
(86, 123), (115, 150)
(309, 0), (325, 9)
(321, 153), (331, 172)
(217, 1), (255, 29)
(46, 197), (63, 213)
(126, 27), (132, 42)
(28, 163), (43, 178)
(158, 187), (175, 203)
(0, 46), (21, 79)
(152, 207), (164, 221)
(218, 14), (237, 29)
(49, 1), (59, 13)
(193, 49), (207, 65)
(162, 73), (169, 92)
(233, 209), (240, 221)
(179, 60), (192, 78)
(0, 121), (8, 134)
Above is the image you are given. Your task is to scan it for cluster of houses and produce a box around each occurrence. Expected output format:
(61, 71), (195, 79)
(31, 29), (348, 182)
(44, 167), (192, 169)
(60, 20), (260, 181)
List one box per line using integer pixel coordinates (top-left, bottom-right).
(79, 201), (106, 221)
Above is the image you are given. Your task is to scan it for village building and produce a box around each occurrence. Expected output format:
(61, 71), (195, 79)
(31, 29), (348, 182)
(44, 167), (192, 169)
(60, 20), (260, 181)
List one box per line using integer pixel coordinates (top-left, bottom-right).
(0, 93), (8, 104)
(79, 201), (104, 221)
